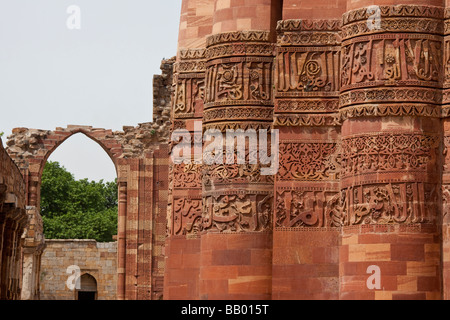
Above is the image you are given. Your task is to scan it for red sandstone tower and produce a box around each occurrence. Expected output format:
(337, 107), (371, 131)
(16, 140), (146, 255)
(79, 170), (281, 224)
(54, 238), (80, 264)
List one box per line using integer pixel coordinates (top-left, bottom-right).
(164, 0), (450, 300)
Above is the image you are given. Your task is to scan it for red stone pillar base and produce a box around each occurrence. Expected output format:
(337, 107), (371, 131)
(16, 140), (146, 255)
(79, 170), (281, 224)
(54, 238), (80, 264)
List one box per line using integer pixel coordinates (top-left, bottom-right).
(199, 233), (272, 300)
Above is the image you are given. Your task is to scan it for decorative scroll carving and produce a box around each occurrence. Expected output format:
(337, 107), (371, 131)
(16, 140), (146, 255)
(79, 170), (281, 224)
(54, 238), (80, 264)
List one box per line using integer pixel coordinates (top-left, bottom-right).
(340, 88), (442, 107)
(328, 183), (439, 226)
(275, 189), (340, 228)
(276, 48), (340, 95)
(202, 163), (274, 186)
(341, 132), (439, 178)
(341, 35), (443, 90)
(173, 77), (205, 118)
(173, 198), (203, 236)
(202, 193), (272, 233)
(204, 59), (273, 106)
(276, 99), (339, 113)
(278, 142), (340, 181)
(203, 107), (273, 123)
(173, 164), (202, 188)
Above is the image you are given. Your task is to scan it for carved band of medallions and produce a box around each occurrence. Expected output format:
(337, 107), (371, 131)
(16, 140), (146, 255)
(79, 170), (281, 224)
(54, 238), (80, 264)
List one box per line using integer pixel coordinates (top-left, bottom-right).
(203, 107), (273, 123)
(275, 189), (340, 228)
(339, 104), (441, 120)
(340, 88), (442, 107)
(202, 193), (273, 233)
(206, 30), (271, 48)
(341, 35), (443, 90)
(335, 183), (439, 226)
(204, 59), (273, 106)
(278, 142), (340, 181)
(278, 32), (341, 47)
(276, 19), (342, 33)
(205, 43), (275, 60)
(275, 99), (339, 113)
(173, 77), (205, 119)
(274, 114), (340, 127)
(276, 49), (341, 94)
(340, 132), (440, 179)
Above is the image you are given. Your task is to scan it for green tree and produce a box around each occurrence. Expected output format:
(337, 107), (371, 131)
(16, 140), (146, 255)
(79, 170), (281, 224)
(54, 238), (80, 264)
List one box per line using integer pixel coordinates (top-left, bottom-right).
(40, 161), (118, 242)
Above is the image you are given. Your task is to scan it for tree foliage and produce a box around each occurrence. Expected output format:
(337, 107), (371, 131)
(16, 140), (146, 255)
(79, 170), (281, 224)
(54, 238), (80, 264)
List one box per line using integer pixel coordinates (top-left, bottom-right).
(40, 161), (118, 242)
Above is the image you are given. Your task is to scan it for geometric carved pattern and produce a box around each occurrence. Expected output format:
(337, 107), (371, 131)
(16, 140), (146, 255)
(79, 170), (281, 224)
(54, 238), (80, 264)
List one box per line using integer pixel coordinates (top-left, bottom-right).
(341, 132), (440, 178)
(278, 142), (340, 181)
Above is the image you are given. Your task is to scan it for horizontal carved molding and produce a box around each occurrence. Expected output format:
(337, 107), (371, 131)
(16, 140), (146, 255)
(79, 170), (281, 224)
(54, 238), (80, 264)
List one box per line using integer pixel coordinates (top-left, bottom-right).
(274, 114), (340, 127)
(340, 132), (440, 180)
(275, 99), (339, 113)
(278, 32), (341, 46)
(205, 43), (275, 60)
(339, 104), (441, 120)
(203, 106), (273, 123)
(203, 122), (273, 133)
(340, 88), (442, 107)
(206, 30), (271, 48)
(277, 19), (342, 33)
(343, 5), (444, 25)
(343, 18), (443, 40)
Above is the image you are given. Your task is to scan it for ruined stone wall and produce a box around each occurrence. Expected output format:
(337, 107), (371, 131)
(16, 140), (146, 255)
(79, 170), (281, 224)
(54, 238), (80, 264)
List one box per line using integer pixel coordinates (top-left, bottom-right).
(39, 240), (117, 300)
(0, 138), (28, 300)
(4, 58), (174, 300)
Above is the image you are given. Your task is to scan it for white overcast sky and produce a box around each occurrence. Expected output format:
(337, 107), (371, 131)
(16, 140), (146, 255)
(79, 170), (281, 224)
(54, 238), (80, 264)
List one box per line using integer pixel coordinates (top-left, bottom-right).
(0, 0), (182, 182)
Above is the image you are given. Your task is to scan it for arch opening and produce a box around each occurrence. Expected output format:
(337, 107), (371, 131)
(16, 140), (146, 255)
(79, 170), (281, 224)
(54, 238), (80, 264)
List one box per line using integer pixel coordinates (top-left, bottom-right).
(39, 132), (118, 243)
(76, 274), (98, 301)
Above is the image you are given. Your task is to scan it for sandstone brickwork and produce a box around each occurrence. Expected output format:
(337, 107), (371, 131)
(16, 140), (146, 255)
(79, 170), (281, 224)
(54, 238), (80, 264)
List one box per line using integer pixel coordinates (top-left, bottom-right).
(39, 240), (116, 300)
(0, 138), (30, 300)
(163, 0), (450, 300)
(6, 0), (450, 301)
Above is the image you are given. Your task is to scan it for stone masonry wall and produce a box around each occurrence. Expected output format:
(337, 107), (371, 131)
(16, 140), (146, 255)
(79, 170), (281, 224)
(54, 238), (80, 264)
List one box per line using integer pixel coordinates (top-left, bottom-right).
(40, 240), (117, 300)
(0, 137), (30, 300)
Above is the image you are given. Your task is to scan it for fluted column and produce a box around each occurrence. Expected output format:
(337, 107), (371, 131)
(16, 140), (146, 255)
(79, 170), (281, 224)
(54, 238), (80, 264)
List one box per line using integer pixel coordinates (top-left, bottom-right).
(197, 0), (282, 300)
(338, 3), (444, 300)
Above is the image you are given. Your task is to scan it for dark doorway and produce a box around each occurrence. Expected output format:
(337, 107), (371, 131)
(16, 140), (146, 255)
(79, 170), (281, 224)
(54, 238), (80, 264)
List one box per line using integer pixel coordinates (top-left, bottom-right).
(77, 291), (97, 300)
(76, 274), (98, 300)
